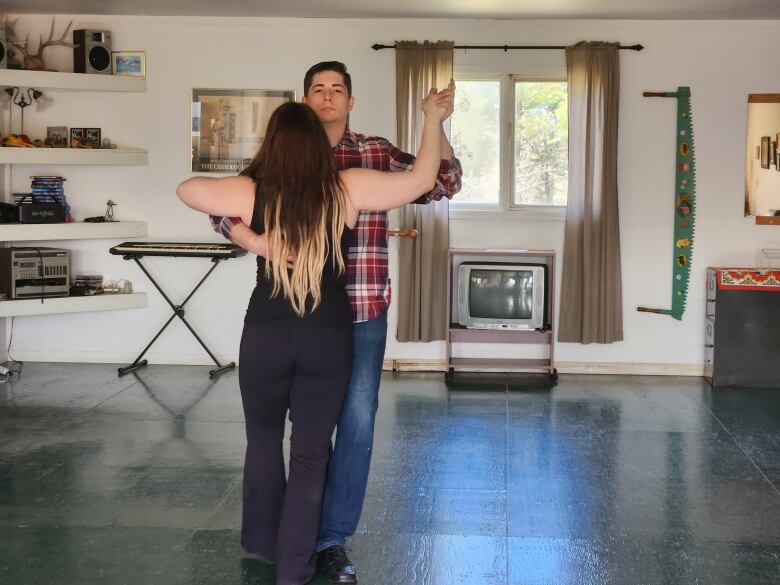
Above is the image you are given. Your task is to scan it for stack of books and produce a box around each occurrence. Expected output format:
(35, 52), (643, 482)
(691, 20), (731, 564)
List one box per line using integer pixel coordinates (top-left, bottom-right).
(16, 176), (73, 222)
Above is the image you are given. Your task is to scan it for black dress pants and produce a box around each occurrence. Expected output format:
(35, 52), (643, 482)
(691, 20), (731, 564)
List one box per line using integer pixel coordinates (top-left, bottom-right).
(238, 324), (352, 585)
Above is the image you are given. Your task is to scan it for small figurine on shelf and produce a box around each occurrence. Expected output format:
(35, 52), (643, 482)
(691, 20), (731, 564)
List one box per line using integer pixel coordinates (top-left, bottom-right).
(102, 279), (133, 294)
(105, 200), (117, 222)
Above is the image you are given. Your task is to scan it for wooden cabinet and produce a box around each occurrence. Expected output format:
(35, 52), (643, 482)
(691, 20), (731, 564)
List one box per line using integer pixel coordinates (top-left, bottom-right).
(704, 267), (780, 388)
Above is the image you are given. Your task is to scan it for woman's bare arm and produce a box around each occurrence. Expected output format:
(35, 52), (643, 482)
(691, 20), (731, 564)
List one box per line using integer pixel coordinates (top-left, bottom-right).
(176, 175), (255, 225)
(342, 89), (446, 213)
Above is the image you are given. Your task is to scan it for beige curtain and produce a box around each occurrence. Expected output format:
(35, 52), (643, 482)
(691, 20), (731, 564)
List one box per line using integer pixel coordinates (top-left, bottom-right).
(395, 41), (453, 342)
(558, 41), (623, 344)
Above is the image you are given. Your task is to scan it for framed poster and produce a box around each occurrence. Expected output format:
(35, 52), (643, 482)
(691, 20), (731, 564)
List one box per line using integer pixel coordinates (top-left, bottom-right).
(191, 88), (295, 173)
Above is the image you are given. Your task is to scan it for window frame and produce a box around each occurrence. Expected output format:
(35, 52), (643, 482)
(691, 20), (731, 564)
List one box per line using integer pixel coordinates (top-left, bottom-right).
(449, 72), (568, 221)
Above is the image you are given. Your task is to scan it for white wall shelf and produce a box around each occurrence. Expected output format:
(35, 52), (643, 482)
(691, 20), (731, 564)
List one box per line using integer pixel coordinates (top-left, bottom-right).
(0, 293), (147, 318)
(0, 148), (148, 166)
(0, 69), (146, 93)
(0, 67), (149, 344)
(0, 221), (147, 242)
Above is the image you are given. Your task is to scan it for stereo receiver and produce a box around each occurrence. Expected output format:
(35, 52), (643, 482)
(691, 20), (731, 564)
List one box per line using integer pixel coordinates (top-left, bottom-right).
(0, 248), (70, 299)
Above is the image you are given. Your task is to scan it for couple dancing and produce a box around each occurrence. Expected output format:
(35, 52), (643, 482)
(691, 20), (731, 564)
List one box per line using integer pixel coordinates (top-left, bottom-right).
(177, 61), (462, 585)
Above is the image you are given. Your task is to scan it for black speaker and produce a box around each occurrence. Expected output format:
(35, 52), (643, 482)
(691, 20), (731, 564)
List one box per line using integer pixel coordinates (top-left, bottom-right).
(73, 29), (112, 74)
(0, 24), (7, 69)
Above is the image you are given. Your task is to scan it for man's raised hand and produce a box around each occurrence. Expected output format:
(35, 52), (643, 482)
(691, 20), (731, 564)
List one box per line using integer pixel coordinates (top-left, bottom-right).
(435, 79), (456, 121)
(422, 88), (448, 122)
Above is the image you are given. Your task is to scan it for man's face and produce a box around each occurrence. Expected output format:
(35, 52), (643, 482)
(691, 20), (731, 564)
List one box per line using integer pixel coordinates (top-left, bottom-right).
(303, 70), (354, 125)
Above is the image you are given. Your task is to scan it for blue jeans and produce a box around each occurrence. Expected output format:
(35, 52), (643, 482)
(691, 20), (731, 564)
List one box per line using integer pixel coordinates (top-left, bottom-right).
(316, 311), (388, 551)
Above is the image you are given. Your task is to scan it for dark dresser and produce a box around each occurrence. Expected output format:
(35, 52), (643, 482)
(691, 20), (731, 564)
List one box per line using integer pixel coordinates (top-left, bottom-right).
(705, 267), (780, 387)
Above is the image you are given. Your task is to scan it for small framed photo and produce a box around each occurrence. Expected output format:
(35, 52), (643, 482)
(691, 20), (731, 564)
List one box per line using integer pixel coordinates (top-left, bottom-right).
(46, 126), (68, 148)
(85, 128), (102, 148)
(761, 136), (771, 169)
(112, 51), (146, 78)
(70, 127), (85, 148)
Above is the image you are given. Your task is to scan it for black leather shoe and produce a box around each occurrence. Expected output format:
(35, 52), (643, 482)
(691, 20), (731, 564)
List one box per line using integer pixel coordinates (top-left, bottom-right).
(317, 545), (357, 583)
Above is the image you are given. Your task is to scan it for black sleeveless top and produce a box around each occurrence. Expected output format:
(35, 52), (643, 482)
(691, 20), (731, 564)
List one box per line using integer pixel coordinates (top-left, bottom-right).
(245, 187), (352, 330)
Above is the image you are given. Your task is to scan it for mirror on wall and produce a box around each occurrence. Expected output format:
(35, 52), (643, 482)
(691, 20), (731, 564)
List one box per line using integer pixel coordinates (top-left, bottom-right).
(745, 94), (780, 225)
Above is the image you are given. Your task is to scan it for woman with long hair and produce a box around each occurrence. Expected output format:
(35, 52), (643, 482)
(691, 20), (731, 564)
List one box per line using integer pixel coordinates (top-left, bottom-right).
(177, 93), (445, 585)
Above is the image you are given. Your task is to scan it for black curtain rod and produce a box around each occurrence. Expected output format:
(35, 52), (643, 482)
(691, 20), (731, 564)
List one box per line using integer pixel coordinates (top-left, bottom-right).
(372, 43), (643, 51)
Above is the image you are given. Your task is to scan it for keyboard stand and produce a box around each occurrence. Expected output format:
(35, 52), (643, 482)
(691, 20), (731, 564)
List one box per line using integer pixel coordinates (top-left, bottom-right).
(118, 254), (236, 379)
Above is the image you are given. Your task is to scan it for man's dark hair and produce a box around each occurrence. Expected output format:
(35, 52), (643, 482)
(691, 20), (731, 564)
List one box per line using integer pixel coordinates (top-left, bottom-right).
(303, 61), (352, 97)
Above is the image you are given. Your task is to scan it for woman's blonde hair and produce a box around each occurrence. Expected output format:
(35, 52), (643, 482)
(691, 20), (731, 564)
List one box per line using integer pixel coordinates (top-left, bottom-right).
(241, 102), (346, 316)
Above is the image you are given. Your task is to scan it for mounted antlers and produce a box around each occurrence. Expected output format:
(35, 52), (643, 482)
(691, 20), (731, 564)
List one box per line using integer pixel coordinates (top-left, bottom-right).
(5, 17), (77, 71)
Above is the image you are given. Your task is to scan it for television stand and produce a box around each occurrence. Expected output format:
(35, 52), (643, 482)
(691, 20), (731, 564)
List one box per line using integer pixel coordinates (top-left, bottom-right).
(445, 248), (557, 384)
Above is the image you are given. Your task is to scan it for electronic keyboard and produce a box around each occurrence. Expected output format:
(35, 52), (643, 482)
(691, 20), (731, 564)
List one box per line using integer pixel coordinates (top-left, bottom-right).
(110, 242), (246, 258)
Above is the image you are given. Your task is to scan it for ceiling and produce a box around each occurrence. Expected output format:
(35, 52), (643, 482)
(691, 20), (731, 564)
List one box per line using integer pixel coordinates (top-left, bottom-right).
(2, 0), (779, 20)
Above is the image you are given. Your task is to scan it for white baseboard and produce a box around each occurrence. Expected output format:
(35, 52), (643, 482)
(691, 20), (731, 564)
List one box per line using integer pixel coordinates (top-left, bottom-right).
(9, 351), (703, 378)
(383, 359), (704, 377)
(554, 361), (704, 377)
(8, 349), (235, 366)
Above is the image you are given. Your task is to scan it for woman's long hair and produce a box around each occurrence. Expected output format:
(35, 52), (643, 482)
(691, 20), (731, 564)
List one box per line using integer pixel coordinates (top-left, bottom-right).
(241, 102), (346, 316)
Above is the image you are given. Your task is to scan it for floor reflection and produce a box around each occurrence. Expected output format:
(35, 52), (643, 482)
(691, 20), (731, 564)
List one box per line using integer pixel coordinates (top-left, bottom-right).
(1, 366), (779, 584)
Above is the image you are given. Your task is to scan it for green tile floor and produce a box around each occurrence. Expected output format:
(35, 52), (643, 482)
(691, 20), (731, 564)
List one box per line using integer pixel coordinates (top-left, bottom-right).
(1, 364), (778, 584)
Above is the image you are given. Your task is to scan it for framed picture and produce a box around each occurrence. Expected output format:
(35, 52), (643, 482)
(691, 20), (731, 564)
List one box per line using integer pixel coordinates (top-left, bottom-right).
(46, 126), (68, 148)
(745, 95), (780, 218)
(112, 51), (146, 77)
(70, 127), (102, 148)
(776, 134), (780, 172)
(191, 88), (295, 173)
(70, 127), (85, 148)
(85, 128), (102, 148)
(761, 136), (771, 169)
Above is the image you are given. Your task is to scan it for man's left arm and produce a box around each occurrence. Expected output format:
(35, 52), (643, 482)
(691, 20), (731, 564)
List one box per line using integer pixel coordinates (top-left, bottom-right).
(387, 81), (462, 203)
(430, 125), (461, 201)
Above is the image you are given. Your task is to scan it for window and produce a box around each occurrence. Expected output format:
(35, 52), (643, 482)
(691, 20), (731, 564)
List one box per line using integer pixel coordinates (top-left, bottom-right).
(513, 80), (568, 206)
(451, 75), (568, 212)
(450, 79), (501, 206)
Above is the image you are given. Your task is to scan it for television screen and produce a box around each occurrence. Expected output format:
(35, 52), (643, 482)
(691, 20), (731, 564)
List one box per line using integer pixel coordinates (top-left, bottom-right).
(468, 269), (535, 320)
(456, 262), (546, 330)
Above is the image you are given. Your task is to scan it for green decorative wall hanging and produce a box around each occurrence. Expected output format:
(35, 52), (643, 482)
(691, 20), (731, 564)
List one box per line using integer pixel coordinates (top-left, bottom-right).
(637, 87), (696, 321)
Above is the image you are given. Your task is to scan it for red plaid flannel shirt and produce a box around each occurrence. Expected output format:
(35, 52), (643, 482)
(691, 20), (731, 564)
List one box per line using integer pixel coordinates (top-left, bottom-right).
(210, 129), (462, 322)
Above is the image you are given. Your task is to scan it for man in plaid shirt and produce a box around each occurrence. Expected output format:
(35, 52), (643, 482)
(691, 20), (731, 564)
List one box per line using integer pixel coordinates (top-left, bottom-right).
(211, 61), (461, 583)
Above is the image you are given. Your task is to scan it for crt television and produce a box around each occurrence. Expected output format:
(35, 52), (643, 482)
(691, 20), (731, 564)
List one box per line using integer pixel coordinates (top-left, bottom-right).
(456, 262), (547, 330)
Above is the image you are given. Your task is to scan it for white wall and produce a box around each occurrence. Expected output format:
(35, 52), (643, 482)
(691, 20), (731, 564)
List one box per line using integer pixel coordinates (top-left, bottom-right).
(4, 16), (780, 373)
